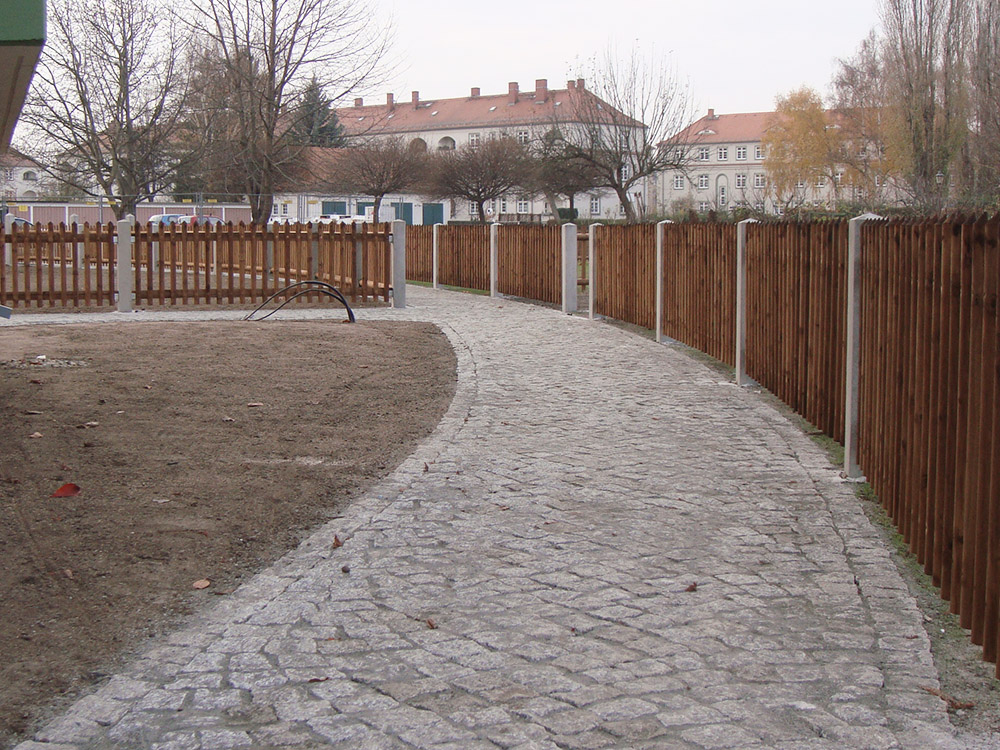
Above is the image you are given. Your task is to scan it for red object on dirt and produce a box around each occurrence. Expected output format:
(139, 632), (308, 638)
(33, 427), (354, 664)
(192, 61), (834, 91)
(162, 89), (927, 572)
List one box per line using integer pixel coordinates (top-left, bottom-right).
(50, 483), (81, 498)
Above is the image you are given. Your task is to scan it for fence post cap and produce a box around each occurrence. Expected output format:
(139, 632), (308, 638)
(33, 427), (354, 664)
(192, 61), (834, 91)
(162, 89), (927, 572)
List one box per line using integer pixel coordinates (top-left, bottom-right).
(656, 219), (673, 225)
(851, 212), (883, 223)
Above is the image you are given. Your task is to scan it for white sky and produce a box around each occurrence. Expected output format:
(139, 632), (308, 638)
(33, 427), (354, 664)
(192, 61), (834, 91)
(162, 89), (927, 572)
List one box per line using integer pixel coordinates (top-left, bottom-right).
(367, 0), (882, 117)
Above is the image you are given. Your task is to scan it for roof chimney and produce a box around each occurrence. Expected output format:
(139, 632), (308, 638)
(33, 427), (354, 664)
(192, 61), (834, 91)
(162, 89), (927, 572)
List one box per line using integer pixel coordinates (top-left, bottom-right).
(411, 91), (419, 107)
(508, 81), (519, 105)
(354, 97), (363, 107)
(387, 93), (394, 108)
(576, 78), (585, 90)
(567, 80), (576, 90)
(707, 108), (716, 119)
(535, 79), (548, 102)
(471, 87), (481, 98)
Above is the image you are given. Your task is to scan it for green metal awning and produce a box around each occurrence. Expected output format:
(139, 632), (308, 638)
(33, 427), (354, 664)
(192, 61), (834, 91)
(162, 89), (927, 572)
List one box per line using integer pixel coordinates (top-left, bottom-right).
(0, 0), (46, 151)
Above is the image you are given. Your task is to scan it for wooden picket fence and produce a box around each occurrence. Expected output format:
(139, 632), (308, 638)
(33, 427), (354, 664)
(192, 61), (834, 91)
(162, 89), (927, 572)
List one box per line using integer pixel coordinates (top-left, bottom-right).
(857, 215), (1000, 668)
(497, 225), (562, 304)
(436, 225), (490, 291)
(1, 222), (117, 307)
(746, 221), (848, 442)
(1, 221), (392, 308)
(591, 224), (657, 329)
(406, 225), (434, 283)
(661, 223), (738, 366)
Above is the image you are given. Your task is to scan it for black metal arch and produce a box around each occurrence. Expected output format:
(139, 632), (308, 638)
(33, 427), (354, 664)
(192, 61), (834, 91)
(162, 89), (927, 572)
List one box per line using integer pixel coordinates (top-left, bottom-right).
(244, 281), (356, 322)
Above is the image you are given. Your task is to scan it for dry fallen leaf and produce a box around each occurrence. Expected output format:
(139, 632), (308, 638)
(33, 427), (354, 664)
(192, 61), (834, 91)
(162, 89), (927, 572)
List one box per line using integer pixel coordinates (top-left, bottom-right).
(28, 432), (42, 439)
(922, 686), (975, 710)
(684, 582), (698, 592)
(192, 579), (211, 589)
(423, 462), (429, 472)
(51, 483), (81, 498)
(426, 618), (437, 629)
(24, 410), (42, 415)
(307, 676), (329, 683)
(223, 416), (236, 423)
(332, 535), (343, 548)
(63, 569), (74, 580)
(247, 402), (264, 408)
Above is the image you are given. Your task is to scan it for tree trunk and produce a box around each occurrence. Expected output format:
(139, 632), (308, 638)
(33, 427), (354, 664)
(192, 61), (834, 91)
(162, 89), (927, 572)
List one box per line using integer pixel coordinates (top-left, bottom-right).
(476, 200), (487, 224)
(614, 185), (638, 223)
(373, 195), (384, 223)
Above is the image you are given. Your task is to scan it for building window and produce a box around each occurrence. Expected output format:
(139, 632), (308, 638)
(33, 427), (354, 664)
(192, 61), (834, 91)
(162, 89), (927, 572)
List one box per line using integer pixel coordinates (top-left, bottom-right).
(469, 132), (480, 147)
(22, 171), (37, 181)
(735, 174), (747, 189)
(697, 174), (709, 190)
(516, 130), (530, 145)
(736, 146), (747, 160)
(673, 175), (685, 190)
(753, 173), (766, 189)
(718, 186), (727, 206)
(619, 203), (627, 215)
(590, 196), (601, 215)
(3, 169), (12, 180)
(815, 176), (826, 188)
(796, 179), (806, 189)
(516, 199), (529, 214)
(698, 147), (710, 161)
(698, 201), (710, 212)
(620, 163), (632, 181)
(775, 204), (785, 216)
(754, 145), (765, 160)
(500, 198), (508, 213)
(834, 172), (843, 185)
(281, 203), (289, 215)
(875, 175), (882, 187)
(717, 147), (728, 161)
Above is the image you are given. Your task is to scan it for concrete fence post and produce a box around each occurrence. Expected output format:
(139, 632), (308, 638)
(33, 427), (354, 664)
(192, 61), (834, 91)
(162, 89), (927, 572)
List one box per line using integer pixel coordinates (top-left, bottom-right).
(561, 223), (578, 314)
(490, 222), (500, 297)
(432, 222), (442, 289)
(588, 223), (602, 320)
(3, 213), (12, 267)
(391, 219), (406, 309)
(655, 220), (672, 343)
(69, 213), (83, 266)
(310, 223), (319, 280)
(845, 213), (882, 479)
(116, 219), (133, 313)
(735, 218), (757, 386)
(266, 221), (275, 279)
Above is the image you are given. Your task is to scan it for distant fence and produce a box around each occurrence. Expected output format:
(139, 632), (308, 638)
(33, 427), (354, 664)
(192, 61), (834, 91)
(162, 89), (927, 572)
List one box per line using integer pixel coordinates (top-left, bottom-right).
(1, 220), (393, 309)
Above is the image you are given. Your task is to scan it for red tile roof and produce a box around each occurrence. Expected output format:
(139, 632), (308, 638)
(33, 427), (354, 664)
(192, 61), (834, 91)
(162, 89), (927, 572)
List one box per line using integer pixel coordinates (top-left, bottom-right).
(673, 110), (775, 145)
(336, 79), (642, 136)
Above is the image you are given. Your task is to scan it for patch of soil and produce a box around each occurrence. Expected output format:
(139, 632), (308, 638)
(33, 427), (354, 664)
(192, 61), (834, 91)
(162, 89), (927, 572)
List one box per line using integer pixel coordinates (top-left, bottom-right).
(0, 319), (456, 748)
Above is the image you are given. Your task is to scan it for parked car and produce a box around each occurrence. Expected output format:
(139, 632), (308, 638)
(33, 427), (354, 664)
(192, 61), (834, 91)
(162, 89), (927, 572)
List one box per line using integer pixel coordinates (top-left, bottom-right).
(147, 213), (182, 227)
(178, 215), (224, 227)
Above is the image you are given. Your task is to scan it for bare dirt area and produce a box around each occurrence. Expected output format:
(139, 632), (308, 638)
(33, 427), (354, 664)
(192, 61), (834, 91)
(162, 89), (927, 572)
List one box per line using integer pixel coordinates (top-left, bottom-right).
(0, 318), (456, 748)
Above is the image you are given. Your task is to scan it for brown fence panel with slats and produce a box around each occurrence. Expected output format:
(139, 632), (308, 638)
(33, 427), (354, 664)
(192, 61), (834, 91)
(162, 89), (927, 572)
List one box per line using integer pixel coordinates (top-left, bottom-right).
(661, 223), (738, 366)
(856, 214), (1000, 674)
(498, 225), (562, 304)
(1, 222), (116, 308)
(745, 220), (848, 441)
(406, 225), (434, 283)
(437, 225), (490, 291)
(592, 224), (657, 329)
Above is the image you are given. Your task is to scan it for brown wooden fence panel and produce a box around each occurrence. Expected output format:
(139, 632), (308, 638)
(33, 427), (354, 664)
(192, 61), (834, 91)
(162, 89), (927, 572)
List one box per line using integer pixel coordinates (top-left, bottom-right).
(437, 225), (489, 291)
(745, 220), (847, 441)
(592, 224), (656, 329)
(1, 222), (115, 308)
(857, 214), (1000, 675)
(661, 223), (737, 366)
(498, 225), (561, 304)
(406, 225), (434, 283)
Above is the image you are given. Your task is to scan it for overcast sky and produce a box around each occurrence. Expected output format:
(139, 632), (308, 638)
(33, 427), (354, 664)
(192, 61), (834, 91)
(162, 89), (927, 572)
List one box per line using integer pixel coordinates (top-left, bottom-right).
(367, 0), (882, 116)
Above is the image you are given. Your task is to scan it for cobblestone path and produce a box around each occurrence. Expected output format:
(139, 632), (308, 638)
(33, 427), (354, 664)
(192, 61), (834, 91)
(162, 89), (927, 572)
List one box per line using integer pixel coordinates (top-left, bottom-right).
(12, 286), (965, 749)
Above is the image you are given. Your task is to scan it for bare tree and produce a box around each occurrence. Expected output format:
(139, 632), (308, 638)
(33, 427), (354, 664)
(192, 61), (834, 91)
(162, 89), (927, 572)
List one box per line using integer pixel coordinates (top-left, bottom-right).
(428, 138), (531, 224)
(329, 137), (425, 221)
(20, 0), (191, 218)
(968, 0), (1000, 205)
(550, 48), (694, 223)
(188, 0), (391, 223)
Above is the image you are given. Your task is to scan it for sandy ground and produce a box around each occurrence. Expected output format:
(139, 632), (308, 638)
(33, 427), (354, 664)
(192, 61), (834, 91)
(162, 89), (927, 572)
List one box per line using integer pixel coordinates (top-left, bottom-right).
(0, 319), (456, 748)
